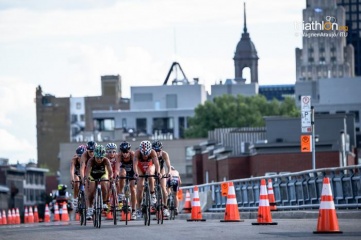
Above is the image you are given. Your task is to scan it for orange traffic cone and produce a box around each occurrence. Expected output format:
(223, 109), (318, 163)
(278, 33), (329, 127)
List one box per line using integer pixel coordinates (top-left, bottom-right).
(53, 203), (60, 221)
(252, 179), (277, 225)
(7, 209), (13, 224)
(267, 179), (277, 211)
(2, 210), (7, 225)
(313, 177), (342, 234)
(220, 182), (244, 222)
(11, 209), (17, 224)
(183, 190), (192, 213)
(75, 212), (80, 221)
(33, 206), (39, 223)
(28, 206), (34, 223)
(61, 202), (70, 222)
(15, 208), (20, 224)
(106, 211), (113, 220)
(177, 189), (183, 201)
(186, 186), (206, 222)
(44, 204), (51, 223)
(121, 210), (130, 221)
(24, 207), (29, 223)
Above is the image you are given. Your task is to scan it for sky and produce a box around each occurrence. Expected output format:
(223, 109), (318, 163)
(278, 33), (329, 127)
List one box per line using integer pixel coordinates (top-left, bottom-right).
(0, 0), (305, 164)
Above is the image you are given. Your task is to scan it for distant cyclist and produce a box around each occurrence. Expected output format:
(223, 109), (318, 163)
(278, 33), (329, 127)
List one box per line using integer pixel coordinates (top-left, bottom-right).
(114, 141), (137, 220)
(105, 142), (118, 177)
(133, 140), (161, 218)
(70, 144), (86, 209)
(167, 166), (182, 215)
(152, 140), (171, 218)
(85, 145), (113, 220)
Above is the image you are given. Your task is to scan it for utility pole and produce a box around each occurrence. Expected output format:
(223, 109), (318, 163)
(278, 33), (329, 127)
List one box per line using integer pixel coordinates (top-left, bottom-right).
(311, 106), (316, 170)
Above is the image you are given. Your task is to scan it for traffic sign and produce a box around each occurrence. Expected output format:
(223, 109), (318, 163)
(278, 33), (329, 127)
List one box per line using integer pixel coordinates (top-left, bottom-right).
(300, 135), (312, 152)
(301, 111), (312, 131)
(301, 96), (311, 111)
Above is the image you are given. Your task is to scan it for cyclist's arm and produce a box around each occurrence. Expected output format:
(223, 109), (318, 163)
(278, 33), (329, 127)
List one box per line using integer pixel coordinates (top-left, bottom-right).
(80, 153), (87, 180)
(133, 152), (139, 176)
(85, 158), (93, 179)
(104, 158), (113, 179)
(163, 151), (171, 176)
(151, 151), (160, 174)
(114, 155), (120, 178)
(70, 158), (75, 182)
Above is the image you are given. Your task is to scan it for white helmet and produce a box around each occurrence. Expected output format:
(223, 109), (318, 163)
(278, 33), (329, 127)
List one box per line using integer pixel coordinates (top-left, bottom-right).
(139, 140), (152, 156)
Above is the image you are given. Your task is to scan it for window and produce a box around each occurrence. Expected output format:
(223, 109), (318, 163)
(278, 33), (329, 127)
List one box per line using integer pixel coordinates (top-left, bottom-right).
(166, 94), (177, 108)
(134, 93), (153, 102)
(93, 119), (115, 131)
(185, 146), (195, 160)
(76, 102), (81, 109)
(71, 114), (77, 123)
(122, 118), (127, 128)
(80, 114), (85, 121)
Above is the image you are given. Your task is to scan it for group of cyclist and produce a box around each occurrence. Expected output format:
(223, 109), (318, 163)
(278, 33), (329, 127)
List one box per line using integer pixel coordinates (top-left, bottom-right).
(70, 139), (182, 221)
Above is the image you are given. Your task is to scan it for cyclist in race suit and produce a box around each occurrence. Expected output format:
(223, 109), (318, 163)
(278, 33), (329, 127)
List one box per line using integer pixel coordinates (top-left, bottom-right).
(85, 145), (113, 218)
(70, 145), (86, 208)
(80, 141), (97, 219)
(152, 140), (171, 217)
(105, 142), (117, 177)
(114, 141), (137, 219)
(133, 140), (161, 218)
(167, 166), (182, 215)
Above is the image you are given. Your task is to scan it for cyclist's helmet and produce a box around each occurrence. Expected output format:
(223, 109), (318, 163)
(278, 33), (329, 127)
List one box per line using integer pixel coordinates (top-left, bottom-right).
(152, 140), (163, 152)
(106, 142), (117, 151)
(119, 141), (131, 153)
(86, 141), (97, 151)
(94, 145), (106, 158)
(58, 184), (67, 191)
(76, 145), (86, 157)
(139, 140), (152, 156)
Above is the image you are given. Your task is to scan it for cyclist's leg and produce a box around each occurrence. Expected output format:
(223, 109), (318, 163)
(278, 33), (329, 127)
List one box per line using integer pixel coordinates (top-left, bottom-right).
(118, 168), (126, 196)
(173, 183), (179, 213)
(136, 165), (145, 210)
(130, 179), (136, 210)
(147, 165), (156, 193)
(73, 174), (80, 198)
(160, 168), (168, 206)
(87, 176), (96, 216)
(100, 174), (109, 207)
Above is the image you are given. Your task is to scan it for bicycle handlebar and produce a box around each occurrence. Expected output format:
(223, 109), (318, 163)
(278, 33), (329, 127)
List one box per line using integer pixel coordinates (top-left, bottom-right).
(117, 176), (137, 181)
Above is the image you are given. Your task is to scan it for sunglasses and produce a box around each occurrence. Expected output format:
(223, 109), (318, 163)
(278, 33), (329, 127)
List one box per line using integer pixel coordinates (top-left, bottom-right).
(155, 149), (161, 152)
(107, 150), (116, 154)
(88, 150), (94, 153)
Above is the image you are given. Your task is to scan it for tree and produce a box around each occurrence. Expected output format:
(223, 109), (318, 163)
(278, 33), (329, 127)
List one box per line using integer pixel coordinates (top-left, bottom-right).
(185, 95), (300, 138)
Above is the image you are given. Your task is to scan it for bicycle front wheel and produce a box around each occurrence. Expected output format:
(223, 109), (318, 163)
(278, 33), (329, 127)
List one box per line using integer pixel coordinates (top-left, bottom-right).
(112, 186), (117, 225)
(97, 187), (102, 228)
(143, 187), (151, 226)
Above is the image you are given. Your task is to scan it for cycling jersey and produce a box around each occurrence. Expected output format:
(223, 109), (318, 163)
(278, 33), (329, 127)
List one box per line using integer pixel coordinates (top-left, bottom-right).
(158, 155), (164, 170)
(120, 152), (135, 177)
(167, 175), (180, 192)
(87, 157), (111, 180)
(136, 151), (154, 174)
(71, 156), (81, 176)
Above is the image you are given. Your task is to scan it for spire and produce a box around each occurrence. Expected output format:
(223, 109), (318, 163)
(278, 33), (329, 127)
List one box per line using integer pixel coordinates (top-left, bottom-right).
(243, 2), (247, 33)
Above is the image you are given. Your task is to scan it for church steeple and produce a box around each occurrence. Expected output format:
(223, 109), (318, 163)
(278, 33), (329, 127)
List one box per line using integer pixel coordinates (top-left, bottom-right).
(243, 2), (247, 33)
(233, 2), (259, 84)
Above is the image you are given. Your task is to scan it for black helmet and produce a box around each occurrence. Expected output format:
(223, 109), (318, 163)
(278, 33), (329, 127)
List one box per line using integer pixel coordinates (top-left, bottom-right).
(86, 141), (97, 151)
(76, 145), (86, 157)
(119, 141), (131, 153)
(152, 140), (163, 152)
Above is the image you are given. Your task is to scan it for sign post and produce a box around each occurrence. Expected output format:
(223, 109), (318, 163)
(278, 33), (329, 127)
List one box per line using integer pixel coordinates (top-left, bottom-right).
(300, 96), (316, 169)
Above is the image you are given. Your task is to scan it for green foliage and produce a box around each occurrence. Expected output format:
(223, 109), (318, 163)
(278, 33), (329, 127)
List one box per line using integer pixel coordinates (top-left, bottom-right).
(185, 95), (300, 138)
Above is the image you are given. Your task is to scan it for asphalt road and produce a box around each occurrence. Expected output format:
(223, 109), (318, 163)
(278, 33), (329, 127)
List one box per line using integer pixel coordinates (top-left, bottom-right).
(1, 217), (360, 240)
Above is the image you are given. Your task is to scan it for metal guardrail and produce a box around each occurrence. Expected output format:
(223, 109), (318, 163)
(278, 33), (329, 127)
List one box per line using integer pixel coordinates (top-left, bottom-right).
(180, 165), (361, 211)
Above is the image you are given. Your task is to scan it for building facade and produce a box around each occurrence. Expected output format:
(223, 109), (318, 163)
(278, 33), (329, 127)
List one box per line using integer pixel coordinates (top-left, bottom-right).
(336, 0), (361, 76)
(35, 75), (130, 173)
(296, 0), (355, 81)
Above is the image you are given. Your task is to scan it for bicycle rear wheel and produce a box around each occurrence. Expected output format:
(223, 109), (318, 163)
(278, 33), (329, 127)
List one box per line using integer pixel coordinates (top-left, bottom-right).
(79, 190), (87, 225)
(112, 185), (117, 225)
(169, 194), (175, 220)
(93, 190), (98, 228)
(124, 185), (130, 225)
(156, 187), (164, 224)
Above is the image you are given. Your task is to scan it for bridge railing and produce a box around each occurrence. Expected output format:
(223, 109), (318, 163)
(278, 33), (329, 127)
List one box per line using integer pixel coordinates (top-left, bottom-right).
(180, 164), (361, 211)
